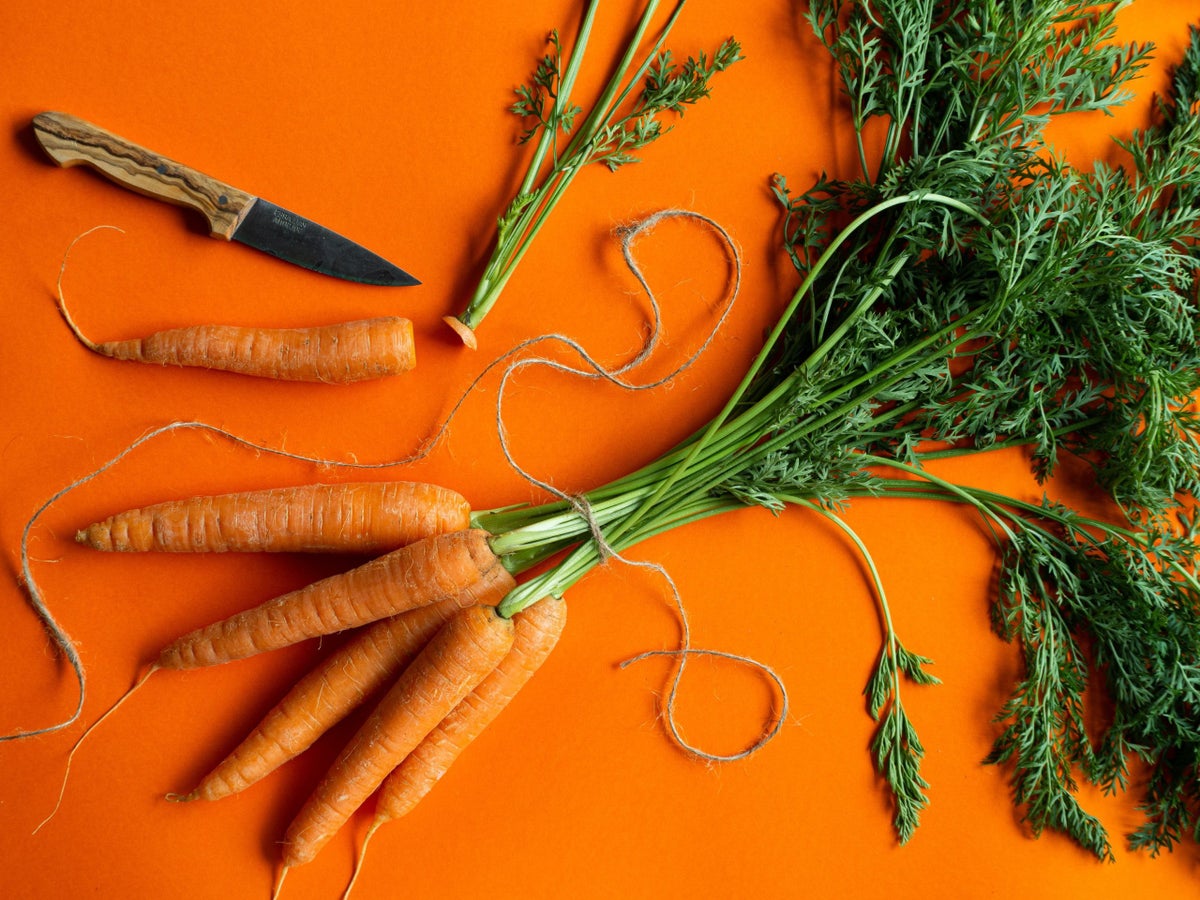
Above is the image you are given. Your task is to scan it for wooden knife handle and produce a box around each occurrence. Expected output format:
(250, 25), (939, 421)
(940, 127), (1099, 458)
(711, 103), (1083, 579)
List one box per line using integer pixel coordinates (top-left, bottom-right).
(32, 111), (256, 239)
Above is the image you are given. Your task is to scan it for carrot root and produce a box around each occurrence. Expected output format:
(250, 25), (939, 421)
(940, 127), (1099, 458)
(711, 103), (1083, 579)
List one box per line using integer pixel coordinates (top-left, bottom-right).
(76, 481), (471, 554)
(376, 595), (567, 823)
(338, 598), (567, 891)
(282, 604), (515, 867)
(91, 317), (416, 382)
(183, 564), (516, 802)
(442, 315), (478, 350)
(158, 528), (502, 670)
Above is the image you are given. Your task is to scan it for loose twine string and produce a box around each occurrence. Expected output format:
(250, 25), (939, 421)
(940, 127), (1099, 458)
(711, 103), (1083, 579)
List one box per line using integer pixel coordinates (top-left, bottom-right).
(6, 209), (788, 766)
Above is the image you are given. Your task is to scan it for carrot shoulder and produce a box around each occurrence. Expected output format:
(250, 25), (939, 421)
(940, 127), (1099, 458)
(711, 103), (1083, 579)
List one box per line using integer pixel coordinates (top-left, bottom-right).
(157, 528), (502, 669)
(90, 316), (415, 382)
(180, 564), (517, 802)
(282, 603), (515, 867)
(76, 481), (471, 553)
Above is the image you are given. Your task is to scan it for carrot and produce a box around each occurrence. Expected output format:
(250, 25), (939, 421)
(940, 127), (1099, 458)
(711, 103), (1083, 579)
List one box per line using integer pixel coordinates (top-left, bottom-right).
(158, 528), (502, 670)
(341, 596), (566, 896)
(33, 529), (505, 828)
(281, 603), (515, 868)
(76, 481), (471, 554)
(378, 596), (565, 818)
(177, 564), (517, 802)
(72, 316), (416, 382)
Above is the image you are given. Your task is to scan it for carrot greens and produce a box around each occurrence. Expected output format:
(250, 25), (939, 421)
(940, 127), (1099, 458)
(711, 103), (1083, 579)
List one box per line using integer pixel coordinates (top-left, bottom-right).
(446, 0), (742, 346)
(474, 2), (1200, 857)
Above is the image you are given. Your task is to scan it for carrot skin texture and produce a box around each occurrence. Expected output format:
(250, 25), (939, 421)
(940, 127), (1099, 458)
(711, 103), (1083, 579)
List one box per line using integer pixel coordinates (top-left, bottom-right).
(76, 481), (471, 553)
(282, 604), (515, 867)
(185, 565), (517, 801)
(157, 529), (500, 669)
(92, 316), (415, 382)
(377, 596), (567, 822)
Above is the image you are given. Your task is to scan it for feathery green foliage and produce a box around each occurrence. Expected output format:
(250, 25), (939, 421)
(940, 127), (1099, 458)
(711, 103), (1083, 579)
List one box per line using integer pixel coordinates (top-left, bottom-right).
(450, 0), (741, 341)
(477, 2), (1200, 856)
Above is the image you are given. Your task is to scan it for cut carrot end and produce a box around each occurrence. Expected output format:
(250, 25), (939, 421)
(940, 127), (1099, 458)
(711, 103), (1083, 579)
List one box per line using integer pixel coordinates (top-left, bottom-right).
(442, 315), (478, 350)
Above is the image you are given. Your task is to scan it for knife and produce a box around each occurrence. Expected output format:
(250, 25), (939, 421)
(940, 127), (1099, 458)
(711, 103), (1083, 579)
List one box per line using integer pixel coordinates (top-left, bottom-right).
(31, 111), (419, 287)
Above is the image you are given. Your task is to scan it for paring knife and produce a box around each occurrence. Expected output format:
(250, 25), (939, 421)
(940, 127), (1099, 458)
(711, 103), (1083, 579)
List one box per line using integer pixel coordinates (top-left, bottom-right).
(31, 111), (419, 287)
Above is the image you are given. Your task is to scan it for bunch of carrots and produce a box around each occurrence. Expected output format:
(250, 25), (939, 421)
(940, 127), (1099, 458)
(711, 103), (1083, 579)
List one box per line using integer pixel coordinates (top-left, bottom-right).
(66, 480), (568, 892)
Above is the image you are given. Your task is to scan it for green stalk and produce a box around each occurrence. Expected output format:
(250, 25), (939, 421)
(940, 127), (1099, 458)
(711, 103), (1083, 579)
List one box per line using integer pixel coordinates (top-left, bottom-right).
(556, 0), (674, 164)
(458, 161), (589, 334)
(455, 0), (602, 338)
(497, 494), (738, 616)
(590, 192), (983, 551)
(452, 0), (713, 341)
(518, 1), (602, 197)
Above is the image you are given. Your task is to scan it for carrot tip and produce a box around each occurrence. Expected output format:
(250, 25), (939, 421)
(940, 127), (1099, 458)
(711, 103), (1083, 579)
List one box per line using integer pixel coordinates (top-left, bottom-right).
(271, 865), (290, 900)
(164, 791), (199, 803)
(442, 315), (478, 350)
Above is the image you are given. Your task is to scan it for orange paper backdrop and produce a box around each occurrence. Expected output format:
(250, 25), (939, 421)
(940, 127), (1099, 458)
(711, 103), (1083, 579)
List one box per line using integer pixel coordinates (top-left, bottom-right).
(2, 2), (1197, 898)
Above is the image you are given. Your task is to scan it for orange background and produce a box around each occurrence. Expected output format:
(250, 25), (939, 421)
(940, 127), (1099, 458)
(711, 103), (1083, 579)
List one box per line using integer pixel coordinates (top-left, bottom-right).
(1, 2), (1197, 898)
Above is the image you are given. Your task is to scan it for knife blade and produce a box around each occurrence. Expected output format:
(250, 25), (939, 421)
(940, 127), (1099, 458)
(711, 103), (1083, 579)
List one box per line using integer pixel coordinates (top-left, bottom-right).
(31, 111), (419, 287)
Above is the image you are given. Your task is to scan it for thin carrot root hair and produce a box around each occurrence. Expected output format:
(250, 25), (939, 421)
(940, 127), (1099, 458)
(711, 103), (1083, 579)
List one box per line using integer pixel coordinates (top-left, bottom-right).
(75, 480), (471, 554)
(271, 864), (289, 900)
(282, 603), (515, 868)
(32, 664), (159, 834)
(342, 820), (382, 900)
(157, 528), (503, 670)
(55, 225), (415, 382)
(176, 564), (516, 803)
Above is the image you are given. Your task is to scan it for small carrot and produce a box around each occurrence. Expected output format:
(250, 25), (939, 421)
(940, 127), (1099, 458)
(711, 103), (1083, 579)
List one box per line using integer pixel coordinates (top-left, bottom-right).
(158, 528), (503, 670)
(281, 603), (515, 868)
(177, 564), (517, 802)
(341, 597), (566, 896)
(76, 481), (471, 554)
(86, 317), (415, 382)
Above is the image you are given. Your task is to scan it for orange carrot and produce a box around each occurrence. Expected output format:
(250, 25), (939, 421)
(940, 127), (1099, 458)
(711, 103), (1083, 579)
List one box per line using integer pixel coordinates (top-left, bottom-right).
(158, 528), (502, 670)
(339, 597), (565, 895)
(76, 481), (470, 554)
(74, 316), (416, 382)
(379, 596), (565, 819)
(177, 565), (517, 802)
(281, 603), (515, 868)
